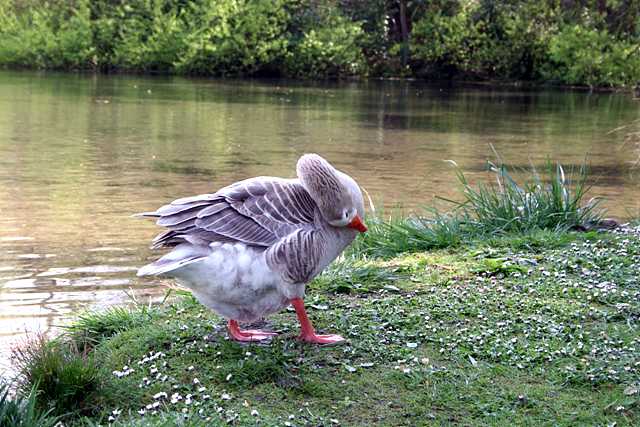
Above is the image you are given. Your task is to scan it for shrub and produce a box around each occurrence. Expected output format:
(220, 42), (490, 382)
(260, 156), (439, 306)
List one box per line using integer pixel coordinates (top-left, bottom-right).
(410, 8), (474, 75)
(112, 2), (188, 72)
(545, 24), (640, 87)
(411, 1), (554, 80)
(285, 12), (365, 78)
(0, 0), (638, 85)
(175, 0), (291, 75)
(0, 0), (94, 69)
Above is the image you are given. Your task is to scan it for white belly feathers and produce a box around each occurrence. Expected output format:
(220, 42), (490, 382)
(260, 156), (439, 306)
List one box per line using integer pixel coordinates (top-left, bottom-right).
(167, 243), (305, 322)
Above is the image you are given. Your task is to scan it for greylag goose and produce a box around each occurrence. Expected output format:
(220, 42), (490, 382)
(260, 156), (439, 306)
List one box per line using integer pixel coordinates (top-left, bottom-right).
(137, 154), (367, 344)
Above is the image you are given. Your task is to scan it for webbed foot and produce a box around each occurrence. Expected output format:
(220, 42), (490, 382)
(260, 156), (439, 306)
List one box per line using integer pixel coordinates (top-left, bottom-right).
(227, 320), (277, 342)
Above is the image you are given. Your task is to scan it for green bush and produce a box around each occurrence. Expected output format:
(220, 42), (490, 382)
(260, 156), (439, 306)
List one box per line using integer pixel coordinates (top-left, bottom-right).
(285, 12), (365, 78)
(545, 25), (640, 87)
(111, 2), (187, 72)
(176, 0), (291, 75)
(0, 0), (94, 69)
(411, 8), (474, 75)
(0, 0), (638, 85)
(411, 1), (554, 80)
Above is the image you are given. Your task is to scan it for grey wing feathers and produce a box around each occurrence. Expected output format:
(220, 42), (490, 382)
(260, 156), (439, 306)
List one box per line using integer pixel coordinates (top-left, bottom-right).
(140, 178), (317, 249)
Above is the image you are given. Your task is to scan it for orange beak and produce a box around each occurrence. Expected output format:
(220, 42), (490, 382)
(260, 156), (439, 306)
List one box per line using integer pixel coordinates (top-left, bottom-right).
(347, 215), (367, 233)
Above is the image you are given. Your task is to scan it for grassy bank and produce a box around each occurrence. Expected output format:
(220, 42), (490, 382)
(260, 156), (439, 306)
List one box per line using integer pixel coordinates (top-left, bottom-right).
(0, 0), (639, 88)
(5, 227), (640, 426)
(4, 159), (639, 426)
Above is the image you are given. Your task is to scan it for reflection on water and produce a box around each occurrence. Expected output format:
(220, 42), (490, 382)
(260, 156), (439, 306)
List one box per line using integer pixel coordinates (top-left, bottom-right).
(0, 71), (639, 368)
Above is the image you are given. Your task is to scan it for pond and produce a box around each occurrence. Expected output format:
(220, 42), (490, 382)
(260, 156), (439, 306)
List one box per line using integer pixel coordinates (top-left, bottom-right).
(0, 70), (638, 368)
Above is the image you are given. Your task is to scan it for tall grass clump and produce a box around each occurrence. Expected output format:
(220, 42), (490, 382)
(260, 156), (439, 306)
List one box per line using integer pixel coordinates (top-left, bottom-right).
(353, 156), (605, 259)
(446, 158), (605, 234)
(11, 334), (99, 418)
(0, 382), (60, 427)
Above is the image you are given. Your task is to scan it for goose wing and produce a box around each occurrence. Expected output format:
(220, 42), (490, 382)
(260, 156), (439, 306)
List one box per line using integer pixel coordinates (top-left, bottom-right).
(139, 177), (317, 249)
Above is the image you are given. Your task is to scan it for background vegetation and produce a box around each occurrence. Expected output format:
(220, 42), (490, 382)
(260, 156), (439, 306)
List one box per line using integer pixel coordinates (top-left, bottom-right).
(0, 0), (638, 87)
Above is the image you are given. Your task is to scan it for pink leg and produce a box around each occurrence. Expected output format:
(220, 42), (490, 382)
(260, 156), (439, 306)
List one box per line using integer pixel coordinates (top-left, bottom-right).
(291, 298), (344, 344)
(227, 319), (277, 342)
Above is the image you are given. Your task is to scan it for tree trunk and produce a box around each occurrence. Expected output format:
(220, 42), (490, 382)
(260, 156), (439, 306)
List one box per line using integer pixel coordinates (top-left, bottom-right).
(399, 0), (409, 67)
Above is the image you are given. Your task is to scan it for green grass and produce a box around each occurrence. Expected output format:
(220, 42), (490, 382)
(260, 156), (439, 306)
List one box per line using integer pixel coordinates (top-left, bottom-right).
(348, 211), (466, 258)
(5, 226), (640, 426)
(0, 382), (60, 427)
(66, 306), (160, 349)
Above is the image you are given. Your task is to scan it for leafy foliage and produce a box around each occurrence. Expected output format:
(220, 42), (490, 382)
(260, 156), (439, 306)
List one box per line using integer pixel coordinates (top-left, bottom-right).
(284, 11), (365, 78)
(545, 25), (640, 87)
(0, 0), (638, 85)
(0, 0), (94, 69)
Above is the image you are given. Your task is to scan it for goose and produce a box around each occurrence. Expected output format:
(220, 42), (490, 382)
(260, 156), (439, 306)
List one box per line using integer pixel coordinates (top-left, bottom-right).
(137, 154), (367, 344)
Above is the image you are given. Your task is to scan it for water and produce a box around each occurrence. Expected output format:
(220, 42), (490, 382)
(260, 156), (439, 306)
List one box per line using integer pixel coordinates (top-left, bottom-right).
(0, 71), (639, 367)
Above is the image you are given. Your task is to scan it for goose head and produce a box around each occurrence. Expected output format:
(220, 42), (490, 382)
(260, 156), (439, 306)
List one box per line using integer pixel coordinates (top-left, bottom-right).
(296, 154), (367, 233)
